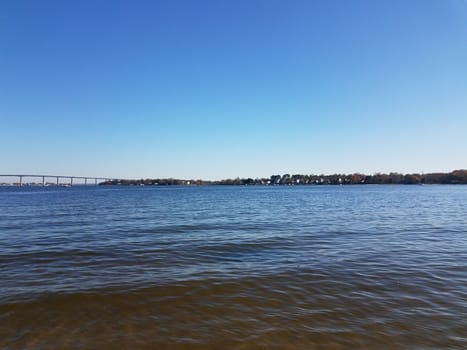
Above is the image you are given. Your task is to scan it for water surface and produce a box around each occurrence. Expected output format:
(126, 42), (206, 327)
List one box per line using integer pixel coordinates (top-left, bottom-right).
(1, 185), (466, 349)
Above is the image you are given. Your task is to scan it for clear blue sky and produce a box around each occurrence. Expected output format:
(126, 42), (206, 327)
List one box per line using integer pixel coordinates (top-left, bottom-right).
(1, 0), (466, 180)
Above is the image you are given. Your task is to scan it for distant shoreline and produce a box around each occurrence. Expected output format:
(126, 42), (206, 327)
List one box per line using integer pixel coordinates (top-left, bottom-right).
(101, 170), (467, 186)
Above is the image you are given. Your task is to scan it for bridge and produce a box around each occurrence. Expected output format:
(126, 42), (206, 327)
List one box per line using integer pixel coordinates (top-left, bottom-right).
(0, 174), (122, 186)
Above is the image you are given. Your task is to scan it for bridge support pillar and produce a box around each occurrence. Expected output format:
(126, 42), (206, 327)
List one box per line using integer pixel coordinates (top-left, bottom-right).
(70, 177), (73, 186)
(19, 176), (23, 187)
(56, 177), (59, 186)
(42, 176), (45, 186)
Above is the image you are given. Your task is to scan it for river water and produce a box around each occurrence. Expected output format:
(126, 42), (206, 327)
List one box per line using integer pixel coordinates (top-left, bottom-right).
(0, 185), (466, 349)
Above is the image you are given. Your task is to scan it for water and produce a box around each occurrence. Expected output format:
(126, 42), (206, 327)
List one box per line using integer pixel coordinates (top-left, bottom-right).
(0, 185), (466, 349)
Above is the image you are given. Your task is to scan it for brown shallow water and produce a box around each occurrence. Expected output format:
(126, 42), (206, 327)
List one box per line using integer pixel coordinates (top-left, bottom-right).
(2, 274), (466, 349)
(1, 185), (466, 349)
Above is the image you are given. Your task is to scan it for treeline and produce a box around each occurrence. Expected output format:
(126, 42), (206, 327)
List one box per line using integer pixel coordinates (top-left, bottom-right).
(102, 170), (467, 186)
(216, 170), (467, 185)
(103, 178), (209, 186)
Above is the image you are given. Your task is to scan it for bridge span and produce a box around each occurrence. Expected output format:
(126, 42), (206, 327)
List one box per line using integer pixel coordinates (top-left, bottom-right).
(0, 174), (122, 186)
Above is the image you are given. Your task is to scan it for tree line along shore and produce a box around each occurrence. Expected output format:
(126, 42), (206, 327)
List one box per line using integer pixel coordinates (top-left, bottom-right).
(102, 170), (467, 186)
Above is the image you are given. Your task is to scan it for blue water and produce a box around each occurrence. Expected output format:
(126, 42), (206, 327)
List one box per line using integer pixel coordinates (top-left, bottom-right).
(0, 185), (466, 349)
